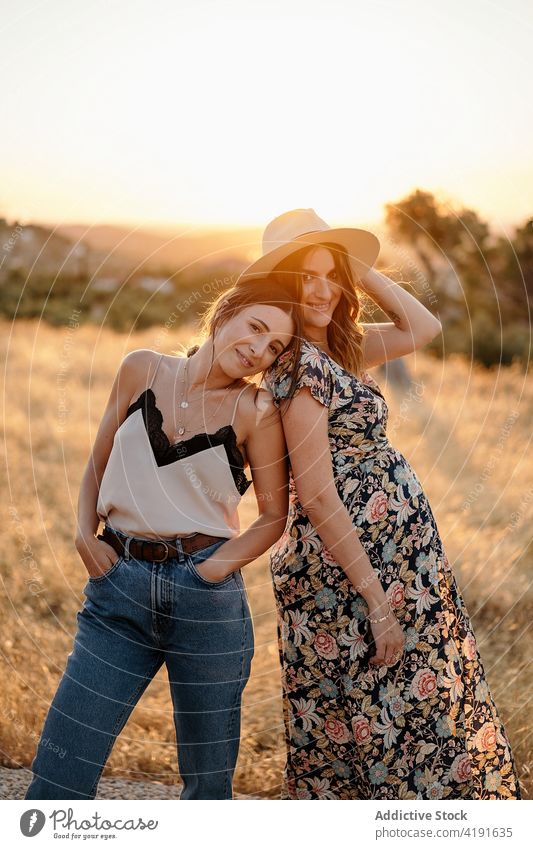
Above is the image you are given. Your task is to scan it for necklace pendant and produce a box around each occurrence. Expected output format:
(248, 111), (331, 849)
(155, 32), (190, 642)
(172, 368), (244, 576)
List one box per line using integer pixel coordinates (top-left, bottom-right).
(177, 426), (186, 435)
(180, 400), (189, 408)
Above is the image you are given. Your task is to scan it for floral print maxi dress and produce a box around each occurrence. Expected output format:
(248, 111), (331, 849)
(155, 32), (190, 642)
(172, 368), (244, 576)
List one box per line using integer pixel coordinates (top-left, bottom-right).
(263, 340), (521, 800)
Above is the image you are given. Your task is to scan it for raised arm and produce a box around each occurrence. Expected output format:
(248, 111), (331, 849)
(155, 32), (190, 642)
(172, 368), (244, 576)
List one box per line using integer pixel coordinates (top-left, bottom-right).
(193, 388), (290, 581)
(359, 266), (442, 369)
(278, 385), (405, 666)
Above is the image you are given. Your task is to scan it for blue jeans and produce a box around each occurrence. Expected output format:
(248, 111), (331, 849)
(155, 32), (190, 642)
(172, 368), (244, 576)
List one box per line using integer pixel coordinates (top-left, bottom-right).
(25, 528), (254, 800)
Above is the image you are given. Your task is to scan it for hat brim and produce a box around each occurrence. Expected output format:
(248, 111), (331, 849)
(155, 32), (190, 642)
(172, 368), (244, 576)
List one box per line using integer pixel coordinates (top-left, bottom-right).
(237, 227), (380, 283)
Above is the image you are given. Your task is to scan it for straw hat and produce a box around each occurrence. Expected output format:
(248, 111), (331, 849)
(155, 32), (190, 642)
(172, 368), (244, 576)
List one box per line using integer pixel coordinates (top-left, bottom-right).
(237, 208), (380, 282)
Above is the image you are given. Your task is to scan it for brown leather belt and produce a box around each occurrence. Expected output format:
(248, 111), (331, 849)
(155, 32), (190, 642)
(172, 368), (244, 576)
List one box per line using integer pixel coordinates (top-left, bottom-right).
(98, 526), (228, 563)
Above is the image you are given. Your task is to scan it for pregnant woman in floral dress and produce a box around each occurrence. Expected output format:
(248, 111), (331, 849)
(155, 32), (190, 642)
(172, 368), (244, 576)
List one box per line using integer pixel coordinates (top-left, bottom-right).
(242, 208), (521, 800)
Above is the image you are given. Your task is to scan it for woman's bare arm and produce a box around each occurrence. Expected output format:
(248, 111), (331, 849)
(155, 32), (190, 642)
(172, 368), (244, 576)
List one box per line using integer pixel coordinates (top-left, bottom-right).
(278, 387), (405, 665)
(194, 389), (290, 580)
(75, 349), (155, 568)
(359, 266), (442, 369)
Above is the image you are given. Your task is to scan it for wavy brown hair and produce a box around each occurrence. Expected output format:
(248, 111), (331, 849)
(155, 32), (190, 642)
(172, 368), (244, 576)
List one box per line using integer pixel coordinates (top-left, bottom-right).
(267, 241), (367, 378)
(173, 276), (305, 402)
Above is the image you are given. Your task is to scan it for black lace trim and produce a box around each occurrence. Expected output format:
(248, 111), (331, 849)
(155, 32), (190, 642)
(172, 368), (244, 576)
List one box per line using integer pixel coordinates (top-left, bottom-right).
(126, 388), (252, 496)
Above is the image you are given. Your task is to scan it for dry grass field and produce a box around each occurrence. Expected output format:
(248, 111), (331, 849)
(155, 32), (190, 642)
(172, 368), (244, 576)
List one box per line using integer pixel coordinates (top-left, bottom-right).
(1, 318), (531, 799)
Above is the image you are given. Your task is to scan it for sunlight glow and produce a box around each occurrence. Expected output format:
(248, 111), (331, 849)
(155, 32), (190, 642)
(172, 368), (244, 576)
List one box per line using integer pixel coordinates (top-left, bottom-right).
(1, 0), (531, 229)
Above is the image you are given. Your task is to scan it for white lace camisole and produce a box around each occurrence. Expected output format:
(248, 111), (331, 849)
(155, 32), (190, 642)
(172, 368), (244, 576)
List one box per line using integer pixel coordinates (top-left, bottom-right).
(96, 353), (253, 540)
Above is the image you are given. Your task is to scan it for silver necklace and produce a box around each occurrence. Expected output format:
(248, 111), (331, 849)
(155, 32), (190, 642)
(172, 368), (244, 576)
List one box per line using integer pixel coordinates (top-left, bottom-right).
(175, 356), (190, 436)
(173, 356), (237, 439)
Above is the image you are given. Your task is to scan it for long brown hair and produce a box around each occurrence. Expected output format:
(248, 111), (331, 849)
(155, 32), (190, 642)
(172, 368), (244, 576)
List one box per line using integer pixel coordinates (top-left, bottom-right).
(174, 276), (305, 400)
(267, 241), (367, 377)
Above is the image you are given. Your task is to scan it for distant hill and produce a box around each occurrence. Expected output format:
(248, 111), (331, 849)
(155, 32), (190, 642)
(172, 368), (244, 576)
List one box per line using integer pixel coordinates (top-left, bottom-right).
(0, 216), (473, 289)
(55, 223), (263, 275)
(0, 219), (269, 329)
(5, 218), (406, 281)
(0, 219), (136, 279)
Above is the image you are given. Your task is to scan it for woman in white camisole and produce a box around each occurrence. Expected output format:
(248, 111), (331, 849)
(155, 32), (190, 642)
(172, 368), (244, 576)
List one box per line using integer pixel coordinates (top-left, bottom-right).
(25, 276), (304, 801)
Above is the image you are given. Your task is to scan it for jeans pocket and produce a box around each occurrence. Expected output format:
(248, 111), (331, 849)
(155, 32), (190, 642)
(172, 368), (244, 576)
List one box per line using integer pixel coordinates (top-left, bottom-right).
(88, 555), (126, 583)
(187, 539), (235, 586)
(187, 558), (235, 587)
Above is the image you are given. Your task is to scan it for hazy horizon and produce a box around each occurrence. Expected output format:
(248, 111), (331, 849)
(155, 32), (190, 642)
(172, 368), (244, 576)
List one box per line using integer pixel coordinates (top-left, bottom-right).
(13, 206), (526, 240)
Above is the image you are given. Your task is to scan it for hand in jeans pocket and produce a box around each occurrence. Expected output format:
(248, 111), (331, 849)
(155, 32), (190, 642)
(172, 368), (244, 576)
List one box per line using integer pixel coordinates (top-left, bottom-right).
(189, 540), (234, 585)
(75, 533), (122, 580)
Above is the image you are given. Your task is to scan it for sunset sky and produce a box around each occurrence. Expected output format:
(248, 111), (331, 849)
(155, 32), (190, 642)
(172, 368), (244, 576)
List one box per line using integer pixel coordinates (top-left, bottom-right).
(1, 0), (532, 233)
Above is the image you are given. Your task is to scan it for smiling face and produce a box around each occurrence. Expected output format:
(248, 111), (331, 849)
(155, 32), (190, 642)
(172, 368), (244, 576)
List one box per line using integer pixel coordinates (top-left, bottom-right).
(215, 303), (295, 379)
(299, 245), (343, 335)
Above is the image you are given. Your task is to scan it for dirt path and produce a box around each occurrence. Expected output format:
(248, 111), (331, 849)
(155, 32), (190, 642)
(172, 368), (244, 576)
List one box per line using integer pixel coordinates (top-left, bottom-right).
(0, 767), (254, 800)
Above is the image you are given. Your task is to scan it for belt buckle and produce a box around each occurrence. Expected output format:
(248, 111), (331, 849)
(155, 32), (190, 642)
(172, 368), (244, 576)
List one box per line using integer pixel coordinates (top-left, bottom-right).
(152, 541), (170, 563)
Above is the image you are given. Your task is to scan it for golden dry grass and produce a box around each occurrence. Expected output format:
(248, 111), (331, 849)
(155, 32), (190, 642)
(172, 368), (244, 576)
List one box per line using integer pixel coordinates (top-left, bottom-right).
(1, 318), (531, 798)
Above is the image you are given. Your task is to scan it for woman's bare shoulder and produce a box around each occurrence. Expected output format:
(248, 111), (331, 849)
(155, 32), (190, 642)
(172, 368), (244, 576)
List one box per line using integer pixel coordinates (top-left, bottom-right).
(240, 383), (280, 430)
(120, 348), (162, 379)
(115, 349), (165, 404)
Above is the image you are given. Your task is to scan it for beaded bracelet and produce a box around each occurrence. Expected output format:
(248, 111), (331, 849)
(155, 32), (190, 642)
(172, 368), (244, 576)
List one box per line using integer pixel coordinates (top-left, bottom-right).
(367, 602), (392, 624)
